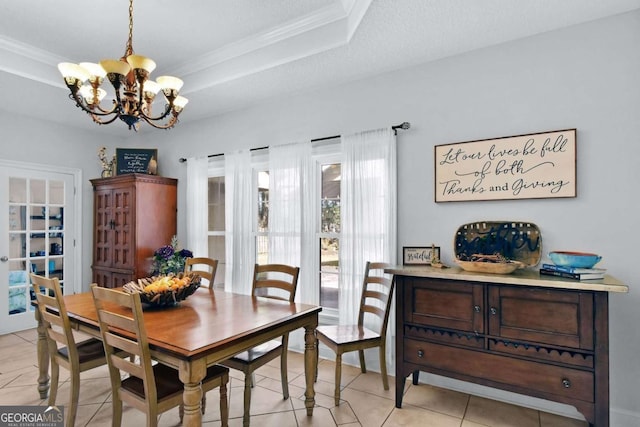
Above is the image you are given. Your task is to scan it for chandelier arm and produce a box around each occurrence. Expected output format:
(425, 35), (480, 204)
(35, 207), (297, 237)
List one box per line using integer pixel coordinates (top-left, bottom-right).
(140, 113), (179, 130)
(68, 92), (120, 117)
(88, 112), (122, 126)
(140, 102), (173, 121)
(94, 102), (119, 114)
(86, 97), (121, 115)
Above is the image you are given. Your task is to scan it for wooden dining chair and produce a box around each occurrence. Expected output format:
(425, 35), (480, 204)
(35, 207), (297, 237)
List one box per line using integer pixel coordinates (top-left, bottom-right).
(220, 263), (300, 426)
(90, 285), (229, 427)
(184, 257), (218, 288)
(30, 274), (109, 427)
(315, 261), (395, 405)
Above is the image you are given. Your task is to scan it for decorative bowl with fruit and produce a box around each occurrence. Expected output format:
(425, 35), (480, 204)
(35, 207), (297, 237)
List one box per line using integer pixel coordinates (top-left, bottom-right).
(123, 272), (201, 307)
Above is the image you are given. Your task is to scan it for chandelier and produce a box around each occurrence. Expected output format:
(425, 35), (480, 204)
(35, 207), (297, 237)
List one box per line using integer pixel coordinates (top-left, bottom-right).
(57, 0), (187, 130)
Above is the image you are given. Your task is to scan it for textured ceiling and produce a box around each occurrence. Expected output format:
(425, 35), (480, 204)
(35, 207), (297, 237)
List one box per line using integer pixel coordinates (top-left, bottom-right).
(1, 0), (640, 135)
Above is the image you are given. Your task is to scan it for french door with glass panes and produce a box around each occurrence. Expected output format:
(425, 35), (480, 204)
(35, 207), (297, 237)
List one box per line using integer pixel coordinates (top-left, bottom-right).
(0, 162), (77, 334)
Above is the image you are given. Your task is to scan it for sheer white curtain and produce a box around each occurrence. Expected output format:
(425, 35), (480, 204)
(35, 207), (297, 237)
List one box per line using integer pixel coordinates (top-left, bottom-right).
(268, 142), (317, 304)
(224, 150), (254, 295)
(339, 127), (397, 365)
(185, 156), (209, 257)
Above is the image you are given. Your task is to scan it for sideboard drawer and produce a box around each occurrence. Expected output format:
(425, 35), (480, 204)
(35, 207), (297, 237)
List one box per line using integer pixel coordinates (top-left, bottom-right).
(404, 338), (594, 403)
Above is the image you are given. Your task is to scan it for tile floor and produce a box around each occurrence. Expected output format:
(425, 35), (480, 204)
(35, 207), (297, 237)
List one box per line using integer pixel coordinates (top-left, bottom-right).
(0, 328), (588, 426)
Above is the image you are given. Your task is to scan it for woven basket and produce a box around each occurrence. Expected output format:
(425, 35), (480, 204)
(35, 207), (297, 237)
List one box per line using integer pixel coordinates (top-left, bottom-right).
(454, 221), (541, 274)
(123, 272), (201, 306)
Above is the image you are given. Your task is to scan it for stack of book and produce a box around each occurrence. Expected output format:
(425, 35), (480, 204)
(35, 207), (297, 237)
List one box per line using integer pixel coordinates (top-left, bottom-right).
(539, 264), (606, 281)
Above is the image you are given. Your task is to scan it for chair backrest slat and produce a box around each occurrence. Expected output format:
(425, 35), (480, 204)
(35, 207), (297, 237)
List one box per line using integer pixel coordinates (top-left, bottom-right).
(362, 289), (388, 302)
(367, 276), (392, 286)
(361, 305), (385, 319)
(99, 310), (138, 333)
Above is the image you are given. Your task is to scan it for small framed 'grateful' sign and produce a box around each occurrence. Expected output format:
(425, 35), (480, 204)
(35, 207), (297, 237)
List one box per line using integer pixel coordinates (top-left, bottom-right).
(434, 129), (576, 202)
(403, 246), (441, 266)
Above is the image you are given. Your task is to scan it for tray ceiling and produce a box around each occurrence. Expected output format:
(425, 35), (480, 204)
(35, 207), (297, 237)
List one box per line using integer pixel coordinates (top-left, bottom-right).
(1, 0), (639, 135)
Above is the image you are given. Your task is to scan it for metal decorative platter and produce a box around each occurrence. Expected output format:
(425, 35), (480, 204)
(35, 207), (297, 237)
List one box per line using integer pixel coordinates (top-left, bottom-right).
(454, 221), (542, 272)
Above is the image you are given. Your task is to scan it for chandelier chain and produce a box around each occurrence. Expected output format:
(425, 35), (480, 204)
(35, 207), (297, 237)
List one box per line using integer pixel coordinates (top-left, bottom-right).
(126, 0), (134, 56)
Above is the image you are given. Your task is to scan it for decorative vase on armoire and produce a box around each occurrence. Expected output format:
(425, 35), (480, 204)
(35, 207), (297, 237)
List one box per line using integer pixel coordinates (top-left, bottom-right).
(90, 173), (177, 288)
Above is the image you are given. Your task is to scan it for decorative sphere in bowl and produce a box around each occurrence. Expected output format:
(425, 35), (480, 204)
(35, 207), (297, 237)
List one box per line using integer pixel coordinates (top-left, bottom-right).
(548, 251), (602, 269)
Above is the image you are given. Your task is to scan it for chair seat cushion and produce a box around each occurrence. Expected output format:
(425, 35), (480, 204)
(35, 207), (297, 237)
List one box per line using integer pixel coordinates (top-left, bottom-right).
(316, 324), (380, 345)
(58, 338), (105, 363)
(230, 339), (282, 363)
(123, 363), (229, 400)
(202, 364), (229, 391)
(122, 363), (183, 400)
(203, 364), (229, 382)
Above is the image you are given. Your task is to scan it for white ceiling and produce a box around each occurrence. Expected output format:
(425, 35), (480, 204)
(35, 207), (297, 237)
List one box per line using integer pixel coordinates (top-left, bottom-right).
(1, 0), (640, 136)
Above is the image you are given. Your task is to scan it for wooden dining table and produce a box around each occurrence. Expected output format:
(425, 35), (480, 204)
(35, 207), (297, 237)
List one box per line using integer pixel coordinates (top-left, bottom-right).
(33, 287), (321, 426)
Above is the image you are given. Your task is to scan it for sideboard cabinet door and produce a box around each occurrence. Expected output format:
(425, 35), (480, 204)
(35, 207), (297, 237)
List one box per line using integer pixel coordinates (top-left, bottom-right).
(404, 277), (484, 333)
(487, 285), (594, 350)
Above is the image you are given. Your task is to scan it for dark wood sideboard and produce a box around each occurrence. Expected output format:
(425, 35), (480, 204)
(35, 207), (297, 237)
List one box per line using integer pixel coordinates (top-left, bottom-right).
(387, 266), (628, 427)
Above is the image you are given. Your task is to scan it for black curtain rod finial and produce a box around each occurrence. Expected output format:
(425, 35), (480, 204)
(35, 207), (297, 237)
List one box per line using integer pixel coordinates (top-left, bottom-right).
(392, 121), (410, 131)
(391, 121), (410, 135)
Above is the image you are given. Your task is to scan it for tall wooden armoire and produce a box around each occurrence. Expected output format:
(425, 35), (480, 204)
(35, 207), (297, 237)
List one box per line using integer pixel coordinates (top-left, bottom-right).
(90, 174), (177, 288)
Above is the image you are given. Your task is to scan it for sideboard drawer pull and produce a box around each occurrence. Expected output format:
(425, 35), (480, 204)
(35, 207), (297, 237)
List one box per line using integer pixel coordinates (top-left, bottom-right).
(562, 378), (571, 388)
(473, 305), (481, 313)
(417, 349), (424, 358)
(490, 307), (498, 315)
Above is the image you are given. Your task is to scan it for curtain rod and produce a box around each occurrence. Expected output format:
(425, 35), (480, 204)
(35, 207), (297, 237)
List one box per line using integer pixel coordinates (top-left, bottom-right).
(178, 121), (410, 163)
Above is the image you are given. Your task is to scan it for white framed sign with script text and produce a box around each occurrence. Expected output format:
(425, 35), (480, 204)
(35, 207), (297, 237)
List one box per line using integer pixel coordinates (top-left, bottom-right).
(434, 129), (576, 202)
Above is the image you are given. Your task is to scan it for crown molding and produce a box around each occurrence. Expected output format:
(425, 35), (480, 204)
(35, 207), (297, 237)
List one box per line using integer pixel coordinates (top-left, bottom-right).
(0, 36), (65, 88)
(176, 0), (372, 94)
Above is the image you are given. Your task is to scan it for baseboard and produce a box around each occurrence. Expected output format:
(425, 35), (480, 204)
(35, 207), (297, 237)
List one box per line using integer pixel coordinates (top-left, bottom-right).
(421, 373), (585, 421)
(420, 373), (640, 425)
(610, 406), (640, 426)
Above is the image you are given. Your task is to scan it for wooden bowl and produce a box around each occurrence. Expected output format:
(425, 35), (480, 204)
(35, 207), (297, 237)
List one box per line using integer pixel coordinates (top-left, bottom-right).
(123, 273), (201, 307)
(455, 259), (524, 274)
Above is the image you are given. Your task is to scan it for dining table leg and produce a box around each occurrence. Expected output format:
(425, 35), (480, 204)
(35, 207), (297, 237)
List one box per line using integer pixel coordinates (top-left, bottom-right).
(34, 307), (50, 399)
(303, 319), (318, 416)
(179, 358), (206, 427)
